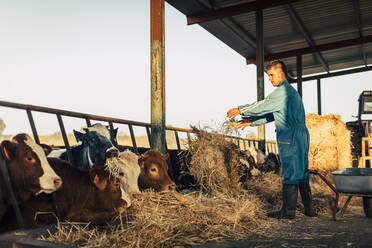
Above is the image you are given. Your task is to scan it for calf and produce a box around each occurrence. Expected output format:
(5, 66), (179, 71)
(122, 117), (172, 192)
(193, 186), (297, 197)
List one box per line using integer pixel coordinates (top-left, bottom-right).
(0, 134), (62, 225)
(49, 123), (119, 169)
(1, 157), (127, 231)
(105, 150), (141, 207)
(138, 150), (176, 192)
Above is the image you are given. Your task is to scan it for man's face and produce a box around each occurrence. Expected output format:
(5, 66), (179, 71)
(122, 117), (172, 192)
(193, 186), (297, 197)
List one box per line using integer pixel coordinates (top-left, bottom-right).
(267, 65), (286, 87)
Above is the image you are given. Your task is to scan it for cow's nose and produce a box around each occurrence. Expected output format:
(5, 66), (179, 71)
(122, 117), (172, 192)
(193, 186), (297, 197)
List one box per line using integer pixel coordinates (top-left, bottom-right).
(54, 178), (63, 189)
(132, 193), (142, 199)
(168, 183), (176, 191)
(106, 149), (119, 158)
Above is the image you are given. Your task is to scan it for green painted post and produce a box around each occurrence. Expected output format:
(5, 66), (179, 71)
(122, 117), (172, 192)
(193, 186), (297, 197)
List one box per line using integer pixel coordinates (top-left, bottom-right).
(150, 0), (166, 153)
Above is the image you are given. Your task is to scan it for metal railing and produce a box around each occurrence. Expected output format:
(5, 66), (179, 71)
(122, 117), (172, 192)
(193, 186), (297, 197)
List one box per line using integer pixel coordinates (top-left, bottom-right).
(0, 100), (278, 164)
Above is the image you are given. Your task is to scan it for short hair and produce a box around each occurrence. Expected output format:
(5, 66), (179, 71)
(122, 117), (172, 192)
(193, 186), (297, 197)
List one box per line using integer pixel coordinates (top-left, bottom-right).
(266, 60), (288, 78)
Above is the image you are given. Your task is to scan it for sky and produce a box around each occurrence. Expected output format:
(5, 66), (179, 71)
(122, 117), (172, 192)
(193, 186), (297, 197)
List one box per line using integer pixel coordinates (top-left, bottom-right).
(0, 0), (371, 141)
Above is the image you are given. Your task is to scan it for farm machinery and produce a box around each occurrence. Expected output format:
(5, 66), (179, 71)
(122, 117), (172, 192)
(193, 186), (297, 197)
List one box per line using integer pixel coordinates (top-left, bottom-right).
(346, 90), (372, 168)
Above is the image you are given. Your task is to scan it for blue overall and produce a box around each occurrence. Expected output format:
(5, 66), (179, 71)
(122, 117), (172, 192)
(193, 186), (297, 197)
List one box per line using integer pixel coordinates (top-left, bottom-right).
(238, 80), (310, 185)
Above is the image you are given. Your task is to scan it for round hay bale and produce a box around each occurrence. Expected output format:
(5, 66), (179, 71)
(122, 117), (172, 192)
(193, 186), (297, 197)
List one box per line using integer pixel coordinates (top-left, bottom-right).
(306, 113), (352, 172)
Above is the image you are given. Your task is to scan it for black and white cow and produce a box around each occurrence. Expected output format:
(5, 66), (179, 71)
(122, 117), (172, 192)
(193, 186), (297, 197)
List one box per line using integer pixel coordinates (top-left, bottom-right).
(49, 123), (119, 169)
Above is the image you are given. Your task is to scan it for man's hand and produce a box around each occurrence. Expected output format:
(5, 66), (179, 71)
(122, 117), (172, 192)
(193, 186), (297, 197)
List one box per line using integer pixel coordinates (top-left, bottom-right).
(227, 108), (240, 119)
(237, 118), (252, 130)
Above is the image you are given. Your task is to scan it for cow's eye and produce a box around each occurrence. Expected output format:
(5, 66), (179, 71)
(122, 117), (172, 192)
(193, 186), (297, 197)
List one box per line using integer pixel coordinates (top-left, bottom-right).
(150, 167), (157, 173)
(27, 156), (34, 162)
(119, 172), (124, 177)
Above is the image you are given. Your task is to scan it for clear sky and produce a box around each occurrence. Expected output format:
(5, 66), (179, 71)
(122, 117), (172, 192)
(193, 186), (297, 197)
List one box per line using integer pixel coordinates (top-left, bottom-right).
(0, 0), (371, 141)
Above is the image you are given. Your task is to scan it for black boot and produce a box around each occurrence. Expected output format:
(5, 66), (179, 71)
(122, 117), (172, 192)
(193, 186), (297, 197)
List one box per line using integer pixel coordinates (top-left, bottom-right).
(299, 183), (317, 217)
(268, 184), (298, 219)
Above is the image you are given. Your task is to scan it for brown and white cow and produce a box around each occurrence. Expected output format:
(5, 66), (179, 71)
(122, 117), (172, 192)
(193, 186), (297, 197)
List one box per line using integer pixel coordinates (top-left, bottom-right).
(0, 134), (62, 224)
(138, 150), (176, 192)
(0, 157), (127, 231)
(105, 150), (141, 207)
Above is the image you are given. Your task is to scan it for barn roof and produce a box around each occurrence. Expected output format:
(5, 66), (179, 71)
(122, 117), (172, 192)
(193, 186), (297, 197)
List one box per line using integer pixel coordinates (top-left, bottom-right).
(166, 0), (372, 78)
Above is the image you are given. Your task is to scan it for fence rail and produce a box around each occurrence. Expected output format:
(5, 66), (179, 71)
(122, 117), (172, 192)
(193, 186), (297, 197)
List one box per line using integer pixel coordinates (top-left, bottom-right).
(0, 100), (278, 161)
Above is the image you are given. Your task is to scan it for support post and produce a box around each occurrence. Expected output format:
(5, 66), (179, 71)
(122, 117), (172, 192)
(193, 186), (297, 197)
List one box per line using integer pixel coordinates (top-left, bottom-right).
(150, 0), (166, 153)
(256, 9), (265, 153)
(317, 78), (322, 115)
(297, 55), (303, 98)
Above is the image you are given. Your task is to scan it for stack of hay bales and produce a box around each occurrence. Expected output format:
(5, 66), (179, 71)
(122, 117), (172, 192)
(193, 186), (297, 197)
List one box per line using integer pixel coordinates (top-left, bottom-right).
(306, 113), (352, 172)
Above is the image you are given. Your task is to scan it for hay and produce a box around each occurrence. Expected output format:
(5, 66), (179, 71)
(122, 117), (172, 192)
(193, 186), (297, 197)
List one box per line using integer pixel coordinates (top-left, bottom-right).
(43, 191), (267, 248)
(306, 113), (352, 172)
(187, 127), (242, 197)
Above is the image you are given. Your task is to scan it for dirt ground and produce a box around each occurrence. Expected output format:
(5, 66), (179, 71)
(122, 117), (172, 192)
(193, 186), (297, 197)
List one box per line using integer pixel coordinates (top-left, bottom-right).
(200, 205), (372, 248)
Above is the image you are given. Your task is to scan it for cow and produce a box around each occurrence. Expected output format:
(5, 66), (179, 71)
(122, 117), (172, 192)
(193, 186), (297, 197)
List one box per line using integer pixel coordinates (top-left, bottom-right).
(0, 134), (62, 226)
(49, 123), (119, 169)
(138, 150), (176, 192)
(105, 150), (141, 207)
(0, 157), (128, 232)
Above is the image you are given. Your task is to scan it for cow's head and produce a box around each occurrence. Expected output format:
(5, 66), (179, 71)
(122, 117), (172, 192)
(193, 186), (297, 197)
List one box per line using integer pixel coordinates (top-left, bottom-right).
(138, 150), (176, 192)
(245, 146), (266, 165)
(73, 123), (119, 167)
(89, 165), (127, 213)
(105, 150), (141, 207)
(0, 134), (62, 201)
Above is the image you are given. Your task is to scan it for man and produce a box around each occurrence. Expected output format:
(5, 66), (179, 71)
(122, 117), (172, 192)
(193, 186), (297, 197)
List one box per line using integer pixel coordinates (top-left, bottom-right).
(227, 60), (316, 219)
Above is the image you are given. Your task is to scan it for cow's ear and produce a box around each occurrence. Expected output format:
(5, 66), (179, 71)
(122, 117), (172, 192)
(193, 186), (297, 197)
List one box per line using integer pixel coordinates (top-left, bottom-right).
(73, 130), (85, 143)
(1, 140), (17, 161)
(162, 153), (169, 160)
(40, 144), (52, 156)
(110, 128), (118, 138)
(138, 155), (145, 169)
(90, 169), (108, 191)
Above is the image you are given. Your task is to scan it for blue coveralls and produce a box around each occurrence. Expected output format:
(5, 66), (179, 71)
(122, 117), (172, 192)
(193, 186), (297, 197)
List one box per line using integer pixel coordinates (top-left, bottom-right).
(238, 80), (310, 185)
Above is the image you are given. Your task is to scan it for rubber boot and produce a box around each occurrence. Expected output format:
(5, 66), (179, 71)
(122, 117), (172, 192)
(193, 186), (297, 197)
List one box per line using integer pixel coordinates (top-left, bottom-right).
(268, 184), (298, 219)
(299, 183), (317, 217)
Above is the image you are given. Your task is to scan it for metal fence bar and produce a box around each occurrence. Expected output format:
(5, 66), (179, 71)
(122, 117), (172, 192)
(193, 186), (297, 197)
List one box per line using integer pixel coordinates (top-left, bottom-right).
(56, 114), (74, 166)
(128, 124), (138, 153)
(146, 126), (152, 148)
(187, 132), (191, 147)
(26, 110), (40, 145)
(0, 100), (278, 155)
(108, 121), (114, 130)
(174, 131), (181, 151)
(85, 118), (91, 127)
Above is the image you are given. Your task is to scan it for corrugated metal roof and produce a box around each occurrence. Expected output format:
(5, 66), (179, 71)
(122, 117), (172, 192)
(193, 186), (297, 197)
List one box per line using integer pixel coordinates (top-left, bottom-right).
(166, 0), (372, 77)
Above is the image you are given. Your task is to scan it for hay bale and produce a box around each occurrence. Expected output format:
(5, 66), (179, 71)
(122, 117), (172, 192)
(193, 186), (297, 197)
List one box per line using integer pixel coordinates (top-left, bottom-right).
(187, 127), (242, 196)
(306, 113), (352, 172)
(44, 191), (266, 248)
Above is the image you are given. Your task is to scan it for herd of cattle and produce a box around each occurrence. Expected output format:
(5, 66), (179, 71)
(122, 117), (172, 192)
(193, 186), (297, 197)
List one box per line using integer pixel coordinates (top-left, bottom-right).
(0, 123), (280, 233)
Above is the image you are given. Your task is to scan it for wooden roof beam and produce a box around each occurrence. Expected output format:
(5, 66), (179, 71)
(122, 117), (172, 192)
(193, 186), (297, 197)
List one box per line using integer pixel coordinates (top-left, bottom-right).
(285, 4), (330, 72)
(187, 0), (305, 25)
(196, 0), (272, 53)
(246, 34), (372, 63)
(288, 65), (372, 82)
(353, 0), (367, 66)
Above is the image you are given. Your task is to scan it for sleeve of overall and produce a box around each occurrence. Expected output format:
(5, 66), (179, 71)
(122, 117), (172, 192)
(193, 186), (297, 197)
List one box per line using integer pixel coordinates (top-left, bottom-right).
(248, 113), (274, 127)
(237, 87), (287, 116)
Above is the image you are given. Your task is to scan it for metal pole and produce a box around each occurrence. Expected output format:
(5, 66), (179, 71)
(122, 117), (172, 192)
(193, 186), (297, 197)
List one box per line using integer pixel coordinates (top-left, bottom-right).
(26, 110), (40, 145)
(317, 78), (322, 115)
(150, 0), (166, 153)
(296, 55), (302, 98)
(297, 55), (303, 98)
(256, 9), (266, 153)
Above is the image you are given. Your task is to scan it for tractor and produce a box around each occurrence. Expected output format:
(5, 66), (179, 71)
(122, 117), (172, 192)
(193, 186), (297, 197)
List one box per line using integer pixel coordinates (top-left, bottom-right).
(346, 90), (372, 168)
